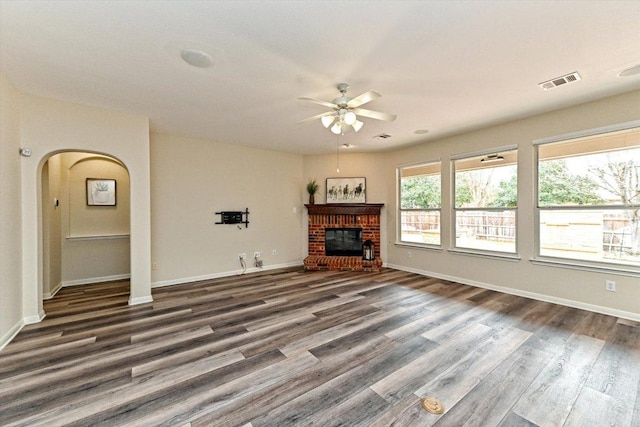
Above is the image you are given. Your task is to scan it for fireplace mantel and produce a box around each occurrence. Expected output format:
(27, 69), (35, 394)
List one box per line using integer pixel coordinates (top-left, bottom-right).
(304, 203), (384, 216)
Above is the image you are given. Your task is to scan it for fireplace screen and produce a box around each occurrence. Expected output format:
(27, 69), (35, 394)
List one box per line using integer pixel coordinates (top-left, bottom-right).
(325, 228), (363, 256)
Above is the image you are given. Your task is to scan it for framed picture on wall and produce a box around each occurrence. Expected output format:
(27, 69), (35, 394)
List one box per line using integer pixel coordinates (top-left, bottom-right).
(86, 178), (116, 206)
(326, 177), (366, 204)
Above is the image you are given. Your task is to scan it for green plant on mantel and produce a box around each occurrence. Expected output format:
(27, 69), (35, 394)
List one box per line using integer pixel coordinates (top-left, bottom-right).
(306, 179), (319, 195)
(306, 178), (319, 205)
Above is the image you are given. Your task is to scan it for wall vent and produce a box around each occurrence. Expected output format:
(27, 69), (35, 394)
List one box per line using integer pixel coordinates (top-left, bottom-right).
(538, 72), (581, 90)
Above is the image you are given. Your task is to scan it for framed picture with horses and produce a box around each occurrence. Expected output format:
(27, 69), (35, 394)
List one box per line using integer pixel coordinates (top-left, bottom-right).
(326, 177), (366, 204)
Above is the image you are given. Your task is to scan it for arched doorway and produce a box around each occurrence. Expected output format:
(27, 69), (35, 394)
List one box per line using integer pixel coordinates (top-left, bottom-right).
(41, 151), (131, 302)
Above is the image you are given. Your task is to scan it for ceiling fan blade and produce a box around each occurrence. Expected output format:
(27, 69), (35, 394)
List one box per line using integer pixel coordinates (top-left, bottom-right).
(298, 111), (335, 124)
(347, 90), (381, 108)
(353, 108), (397, 122)
(298, 97), (338, 110)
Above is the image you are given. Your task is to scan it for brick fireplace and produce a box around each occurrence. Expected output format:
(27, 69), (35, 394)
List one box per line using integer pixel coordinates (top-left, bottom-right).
(304, 203), (384, 272)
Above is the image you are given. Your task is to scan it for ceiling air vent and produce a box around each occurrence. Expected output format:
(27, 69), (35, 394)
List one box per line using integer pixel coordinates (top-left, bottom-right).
(538, 72), (581, 90)
(374, 133), (392, 140)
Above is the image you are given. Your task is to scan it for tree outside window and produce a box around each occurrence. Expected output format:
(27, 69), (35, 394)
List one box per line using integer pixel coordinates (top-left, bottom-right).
(453, 149), (518, 254)
(398, 162), (441, 245)
(537, 127), (640, 267)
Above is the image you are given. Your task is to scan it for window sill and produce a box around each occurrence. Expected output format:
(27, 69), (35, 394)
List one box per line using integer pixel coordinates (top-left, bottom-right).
(447, 248), (521, 262)
(531, 257), (640, 277)
(394, 242), (442, 252)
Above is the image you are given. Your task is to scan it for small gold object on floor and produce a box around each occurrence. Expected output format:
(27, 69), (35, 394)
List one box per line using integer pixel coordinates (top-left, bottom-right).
(421, 396), (445, 414)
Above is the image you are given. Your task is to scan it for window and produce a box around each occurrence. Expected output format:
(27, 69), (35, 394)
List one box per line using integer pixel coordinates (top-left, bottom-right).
(398, 161), (441, 246)
(453, 148), (518, 254)
(536, 125), (640, 269)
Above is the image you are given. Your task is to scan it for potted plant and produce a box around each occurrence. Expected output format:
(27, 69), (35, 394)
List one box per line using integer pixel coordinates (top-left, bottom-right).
(306, 178), (319, 205)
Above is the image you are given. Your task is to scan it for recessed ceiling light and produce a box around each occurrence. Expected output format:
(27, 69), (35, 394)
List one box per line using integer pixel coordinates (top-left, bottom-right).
(414, 129), (430, 135)
(180, 49), (213, 68)
(618, 64), (640, 77)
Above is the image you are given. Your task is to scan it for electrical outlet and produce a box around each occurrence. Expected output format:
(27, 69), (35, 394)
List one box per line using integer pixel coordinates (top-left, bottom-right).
(605, 280), (616, 292)
(407, 251), (412, 258)
(254, 251), (262, 259)
(272, 249), (277, 256)
(152, 263), (158, 270)
(238, 253), (246, 260)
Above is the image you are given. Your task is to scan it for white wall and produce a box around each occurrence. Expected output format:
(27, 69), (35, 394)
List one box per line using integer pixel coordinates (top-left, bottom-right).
(0, 74), (24, 348)
(46, 155), (62, 293)
(381, 90), (640, 319)
(150, 133), (304, 285)
(18, 92), (151, 318)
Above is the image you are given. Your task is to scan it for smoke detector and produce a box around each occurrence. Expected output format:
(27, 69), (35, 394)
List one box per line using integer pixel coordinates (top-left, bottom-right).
(538, 72), (581, 90)
(374, 133), (392, 140)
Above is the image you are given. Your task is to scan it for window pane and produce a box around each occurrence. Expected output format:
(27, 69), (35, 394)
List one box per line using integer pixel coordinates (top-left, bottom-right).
(540, 209), (640, 266)
(536, 127), (640, 268)
(455, 210), (516, 252)
(400, 163), (441, 209)
(454, 152), (517, 209)
(399, 161), (441, 245)
(400, 210), (440, 245)
(539, 148), (640, 207)
(400, 175), (441, 209)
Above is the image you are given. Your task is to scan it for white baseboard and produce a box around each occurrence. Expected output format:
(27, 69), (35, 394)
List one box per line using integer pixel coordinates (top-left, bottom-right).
(1, 309), (46, 351)
(23, 309), (46, 325)
(151, 261), (303, 289)
(43, 282), (63, 300)
(128, 295), (154, 306)
(62, 274), (131, 288)
(386, 263), (640, 322)
(0, 319), (24, 351)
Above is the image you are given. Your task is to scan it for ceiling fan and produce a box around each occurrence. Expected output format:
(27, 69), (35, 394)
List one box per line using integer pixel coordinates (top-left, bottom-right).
(298, 83), (397, 134)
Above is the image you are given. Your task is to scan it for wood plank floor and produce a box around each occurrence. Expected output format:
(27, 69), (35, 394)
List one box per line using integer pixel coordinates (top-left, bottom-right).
(1, 267), (639, 426)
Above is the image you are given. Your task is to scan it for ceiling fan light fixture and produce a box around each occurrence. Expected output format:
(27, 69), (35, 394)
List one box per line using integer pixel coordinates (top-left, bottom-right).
(298, 83), (394, 135)
(321, 115), (335, 128)
(344, 111), (357, 125)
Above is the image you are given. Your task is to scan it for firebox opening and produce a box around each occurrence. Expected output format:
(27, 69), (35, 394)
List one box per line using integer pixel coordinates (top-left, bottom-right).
(325, 228), (363, 256)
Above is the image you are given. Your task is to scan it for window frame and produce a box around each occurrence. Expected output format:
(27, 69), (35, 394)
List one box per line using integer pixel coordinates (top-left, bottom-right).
(451, 145), (519, 257)
(396, 159), (442, 248)
(532, 120), (640, 275)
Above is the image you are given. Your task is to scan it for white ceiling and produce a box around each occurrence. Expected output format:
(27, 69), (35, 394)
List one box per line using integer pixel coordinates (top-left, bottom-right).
(1, 1), (639, 155)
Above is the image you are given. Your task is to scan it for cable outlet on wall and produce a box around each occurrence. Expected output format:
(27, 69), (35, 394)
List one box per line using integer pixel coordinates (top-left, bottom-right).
(238, 253), (246, 260)
(152, 263), (158, 271)
(272, 249), (277, 256)
(605, 280), (616, 292)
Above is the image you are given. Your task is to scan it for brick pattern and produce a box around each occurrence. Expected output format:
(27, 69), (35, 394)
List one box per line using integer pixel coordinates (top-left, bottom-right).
(304, 208), (382, 272)
(303, 256), (383, 272)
